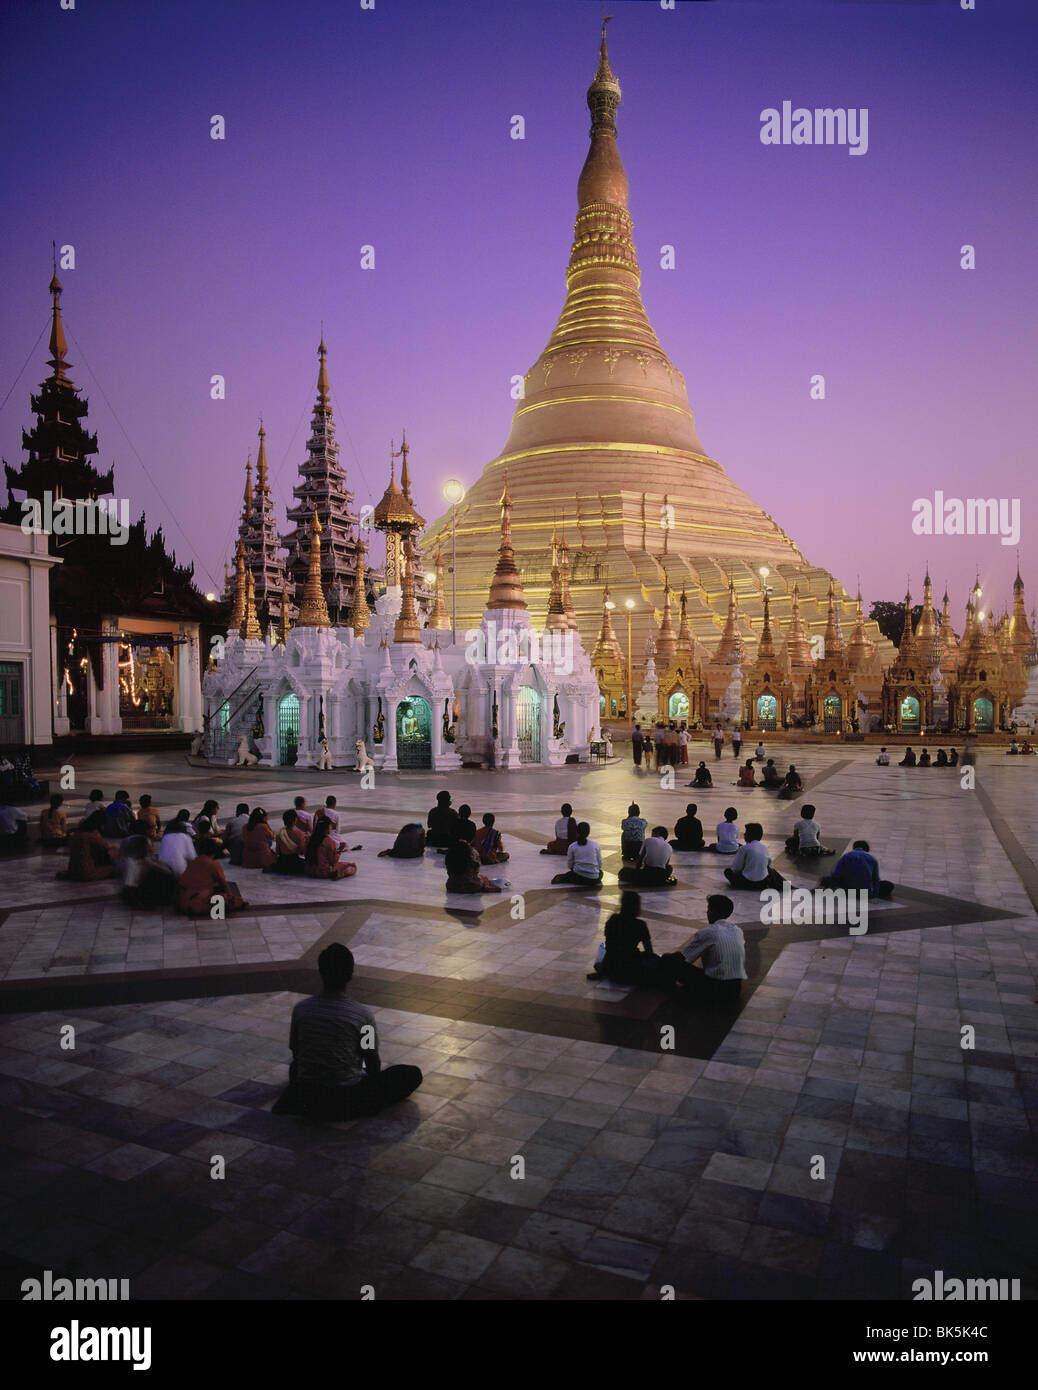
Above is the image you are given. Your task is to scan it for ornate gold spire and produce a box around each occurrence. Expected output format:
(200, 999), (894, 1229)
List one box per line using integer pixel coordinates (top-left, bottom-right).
(579, 16), (627, 210)
(916, 569), (938, 645)
(756, 588), (777, 662)
(712, 580), (746, 665)
(47, 270), (71, 382)
(279, 573), (291, 645)
(242, 567), (262, 641)
(823, 579), (846, 659)
(295, 508), (331, 628)
(255, 422), (269, 500)
(348, 535), (371, 634)
(558, 528), (578, 630)
(229, 540), (247, 631)
(486, 482), (528, 610)
(241, 455), (253, 519)
(591, 588), (624, 665)
(846, 589), (874, 671)
(545, 528), (568, 632)
(397, 430), (414, 502)
(656, 584), (677, 667)
(1010, 566), (1033, 659)
(427, 547), (450, 630)
(316, 336), (331, 414)
(784, 581), (813, 669)
(896, 590), (916, 663)
(393, 536), (422, 643)
(673, 588), (696, 668)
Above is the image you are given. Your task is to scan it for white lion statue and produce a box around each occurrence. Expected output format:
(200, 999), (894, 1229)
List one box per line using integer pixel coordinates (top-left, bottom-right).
(235, 735), (259, 768)
(354, 739), (375, 773)
(316, 737), (333, 771)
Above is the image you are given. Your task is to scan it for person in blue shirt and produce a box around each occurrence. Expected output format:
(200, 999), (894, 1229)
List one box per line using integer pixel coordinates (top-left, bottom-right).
(821, 840), (893, 898)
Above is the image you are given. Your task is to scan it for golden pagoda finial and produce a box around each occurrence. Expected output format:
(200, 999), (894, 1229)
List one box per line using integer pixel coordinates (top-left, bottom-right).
(295, 508), (331, 628)
(557, 521), (578, 630)
(545, 527), (568, 632)
(255, 422), (269, 497)
(279, 573), (291, 645)
(427, 546), (450, 630)
(47, 266), (71, 382)
(242, 454), (253, 517)
(242, 567), (262, 641)
(486, 479), (528, 610)
(316, 335), (331, 413)
(393, 536), (422, 643)
(396, 430), (413, 501)
(348, 535), (371, 634)
(229, 540), (247, 631)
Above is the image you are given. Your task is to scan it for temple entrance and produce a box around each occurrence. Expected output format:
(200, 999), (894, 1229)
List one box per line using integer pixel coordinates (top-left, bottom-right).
(0, 662), (25, 745)
(669, 691), (689, 721)
(823, 695), (842, 733)
(972, 696), (994, 733)
(278, 694), (299, 765)
(900, 695), (920, 731)
(517, 687), (541, 763)
(756, 694), (777, 731)
(396, 697), (431, 769)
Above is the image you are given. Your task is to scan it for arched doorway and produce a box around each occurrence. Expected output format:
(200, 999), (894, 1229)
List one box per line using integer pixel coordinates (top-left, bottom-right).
(278, 694), (299, 766)
(823, 695), (842, 733)
(900, 695), (920, 731)
(972, 696), (994, 733)
(396, 697), (431, 768)
(756, 693), (777, 731)
(669, 691), (689, 721)
(517, 686), (541, 763)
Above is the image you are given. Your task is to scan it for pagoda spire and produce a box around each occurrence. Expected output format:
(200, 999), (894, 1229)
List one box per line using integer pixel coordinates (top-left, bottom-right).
(712, 580), (745, 665)
(47, 270), (71, 383)
(756, 588), (777, 661)
(241, 455), (253, 519)
(316, 335), (331, 414)
(229, 540), (247, 631)
(348, 534), (371, 634)
(591, 588), (624, 665)
(278, 573), (291, 644)
(393, 536), (422, 643)
(915, 568), (938, 649)
(396, 431), (414, 502)
(427, 547), (450, 630)
(295, 508), (331, 628)
(255, 422), (270, 502)
(823, 579), (846, 659)
(558, 526), (578, 630)
(486, 481), (528, 610)
(674, 588), (696, 667)
(656, 584), (677, 667)
(784, 581), (813, 669)
(897, 589), (915, 660)
(846, 589), (874, 671)
(242, 567), (262, 641)
(545, 527), (568, 632)
(1010, 565), (1033, 660)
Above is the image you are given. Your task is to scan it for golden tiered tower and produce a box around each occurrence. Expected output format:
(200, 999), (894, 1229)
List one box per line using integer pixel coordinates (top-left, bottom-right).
(295, 510), (331, 629)
(420, 24), (894, 691)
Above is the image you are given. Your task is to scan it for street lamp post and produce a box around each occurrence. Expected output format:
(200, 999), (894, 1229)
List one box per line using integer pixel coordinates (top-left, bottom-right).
(442, 479), (465, 643)
(625, 599), (635, 723)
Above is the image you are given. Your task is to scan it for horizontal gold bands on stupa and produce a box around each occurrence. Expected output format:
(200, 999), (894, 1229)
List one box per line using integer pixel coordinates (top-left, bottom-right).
(490, 442), (722, 469)
(512, 394), (696, 421)
(542, 333), (668, 354)
(449, 518), (790, 542)
(551, 314), (655, 330)
(567, 263), (642, 287)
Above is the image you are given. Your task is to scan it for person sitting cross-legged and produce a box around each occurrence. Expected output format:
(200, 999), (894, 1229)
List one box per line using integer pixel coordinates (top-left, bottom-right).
(178, 837), (247, 916)
(706, 806), (740, 854)
(551, 822), (603, 888)
(618, 826), (677, 887)
(784, 804), (836, 858)
(223, 802), (250, 866)
(445, 824), (502, 894)
(917, 748), (931, 768)
(56, 809), (118, 880)
(378, 823), (426, 858)
(119, 834), (177, 909)
(266, 809), (308, 875)
(948, 747), (959, 766)
(102, 790), (135, 840)
(760, 759), (783, 788)
(133, 794), (162, 842)
(657, 893), (746, 1006)
(242, 808), (276, 870)
(292, 796), (313, 834)
(934, 748), (949, 766)
(426, 790), (460, 849)
(272, 943), (423, 1120)
(541, 802), (578, 855)
(587, 891), (660, 985)
(821, 839), (894, 899)
(305, 817), (357, 880)
(620, 803), (648, 862)
(776, 765), (803, 800)
(39, 794), (68, 848)
(157, 814), (197, 877)
(736, 759), (757, 788)
(898, 747), (916, 767)
(690, 761), (714, 789)
(670, 803), (705, 851)
(723, 822), (784, 891)
(875, 747), (890, 766)
(473, 812), (509, 864)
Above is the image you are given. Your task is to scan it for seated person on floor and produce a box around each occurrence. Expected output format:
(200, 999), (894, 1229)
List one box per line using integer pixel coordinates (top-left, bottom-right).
(690, 761), (713, 788)
(167, 808), (196, 839)
(456, 804), (477, 844)
(670, 803), (705, 851)
(587, 891), (660, 986)
(305, 818), (357, 880)
(473, 812), (509, 864)
(426, 790), (459, 849)
(56, 809), (117, 880)
(821, 840), (894, 899)
(39, 793), (68, 847)
(272, 943), (423, 1120)
(657, 894), (746, 1005)
(949, 747), (959, 765)
(785, 804), (836, 858)
(618, 826), (676, 886)
(322, 796), (340, 829)
(737, 759), (757, 788)
(267, 809), (308, 875)
(118, 834), (177, 909)
(135, 794), (162, 841)
(917, 748), (931, 767)
(178, 837), (247, 916)
(102, 790), (134, 839)
(620, 803), (648, 862)
(723, 822), (784, 891)
(754, 741), (766, 762)
(776, 765), (803, 800)
(542, 803), (578, 855)
(1007, 741), (1020, 755)
(157, 815), (197, 877)
(192, 800), (225, 854)
(899, 747), (916, 766)
(761, 759), (783, 788)
(445, 824), (502, 894)
(223, 803), (251, 866)
(707, 806), (740, 854)
(242, 808), (276, 870)
(292, 796), (313, 833)
(551, 822), (603, 888)
(876, 747), (890, 766)
(378, 823), (427, 858)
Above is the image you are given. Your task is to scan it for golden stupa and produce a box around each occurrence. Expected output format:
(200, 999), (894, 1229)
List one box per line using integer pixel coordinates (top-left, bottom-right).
(422, 23), (894, 673)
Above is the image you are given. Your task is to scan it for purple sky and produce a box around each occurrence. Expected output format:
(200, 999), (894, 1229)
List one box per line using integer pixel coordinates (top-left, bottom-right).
(2, 0), (1036, 624)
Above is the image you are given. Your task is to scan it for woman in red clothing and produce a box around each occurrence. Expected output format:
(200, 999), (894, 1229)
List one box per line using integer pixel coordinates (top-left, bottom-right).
(266, 809), (308, 875)
(241, 808), (277, 869)
(473, 813), (509, 864)
(56, 810), (118, 881)
(304, 818), (357, 880)
(178, 838), (247, 916)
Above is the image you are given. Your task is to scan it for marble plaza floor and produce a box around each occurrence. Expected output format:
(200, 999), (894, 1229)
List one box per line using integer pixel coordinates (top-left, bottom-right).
(0, 743), (1036, 1301)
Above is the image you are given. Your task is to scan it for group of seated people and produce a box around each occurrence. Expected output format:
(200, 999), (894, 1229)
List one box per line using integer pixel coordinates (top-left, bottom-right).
(687, 759), (803, 799)
(889, 747), (959, 767)
(1006, 740), (1034, 755)
(414, 790), (511, 895)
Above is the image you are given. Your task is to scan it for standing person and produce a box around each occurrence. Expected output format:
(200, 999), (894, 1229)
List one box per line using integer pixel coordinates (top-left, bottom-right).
(39, 794), (68, 847)
(642, 729), (654, 771)
(723, 823), (784, 891)
(671, 803), (705, 851)
(663, 724), (680, 767)
(551, 823), (604, 887)
(707, 806), (740, 854)
(658, 894), (746, 1005)
(178, 837), (247, 915)
(273, 943), (423, 1119)
(542, 803), (578, 855)
(223, 802), (250, 866)
(653, 723), (666, 768)
(473, 813), (509, 864)
(304, 820), (357, 879)
(679, 723), (689, 766)
(242, 808), (277, 870)
(631, 724), (644, 768)
(620, 803), (648, 862)
(732, 726), (743, 759)
(618, 826), (676, 886)
(587, 891), (658, 985)
(713, 724), (724, 760)
(821, 840), (894, 898)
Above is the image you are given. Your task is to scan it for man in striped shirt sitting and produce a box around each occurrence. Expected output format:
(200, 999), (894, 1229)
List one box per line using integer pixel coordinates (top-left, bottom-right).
(275, 943), (423, 1120)
(660, 894), (746, 1005)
